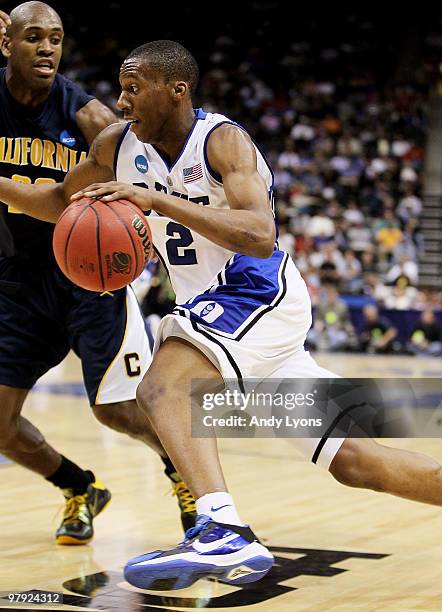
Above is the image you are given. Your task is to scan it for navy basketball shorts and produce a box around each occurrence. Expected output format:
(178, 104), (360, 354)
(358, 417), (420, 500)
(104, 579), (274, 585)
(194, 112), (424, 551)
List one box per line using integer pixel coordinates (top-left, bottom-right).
(0, 263), (151, 405)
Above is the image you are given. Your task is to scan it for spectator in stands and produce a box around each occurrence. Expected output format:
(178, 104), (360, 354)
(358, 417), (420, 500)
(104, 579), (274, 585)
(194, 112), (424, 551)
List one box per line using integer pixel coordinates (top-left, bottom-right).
(341, 249), (363, 294)
(363, 273), (391, 305)
(385, 255), (419, 286)
(277, 139), (300, 171)
(397, 185), (423, 223)
(307, 285), (356, 352)
(415, 287), (442, 310)
(303, 264), (322, 307)
(359, 304), (399, 354)
(277, 223), (295, 259)
(343, 200), (365, 225)
(319, 260), (340, 286)
(360, 247), (378, 275)
(288, 181), (319, 210)
(347, 220), (373, 256)
(407, 310), (442, 356)
(393, 234), (418, 264)
(374, 210), (403, 260)
(382, 274), (420, 310)
(305, 205), (335, 245)
(399, 160), (418, 185)
(309, 240), (345, 273)
(404, 218), (424, 255)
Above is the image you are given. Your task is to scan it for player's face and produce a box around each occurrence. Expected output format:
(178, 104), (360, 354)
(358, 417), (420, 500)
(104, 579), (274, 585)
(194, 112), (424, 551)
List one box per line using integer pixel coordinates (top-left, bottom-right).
(118, 59), (175, 143)
(6, 21), (63, 87)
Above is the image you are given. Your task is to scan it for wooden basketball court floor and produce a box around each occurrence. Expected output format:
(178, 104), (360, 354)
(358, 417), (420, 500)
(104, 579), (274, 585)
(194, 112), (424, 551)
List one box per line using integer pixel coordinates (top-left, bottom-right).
(1, 351), (442, 611)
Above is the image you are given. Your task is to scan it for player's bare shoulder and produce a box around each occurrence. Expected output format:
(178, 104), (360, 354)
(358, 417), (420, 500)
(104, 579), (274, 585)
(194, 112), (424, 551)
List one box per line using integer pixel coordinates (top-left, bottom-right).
(206, 122), (256, 173)
(208, 122), (252, 148)
(88, 122), (127, 170)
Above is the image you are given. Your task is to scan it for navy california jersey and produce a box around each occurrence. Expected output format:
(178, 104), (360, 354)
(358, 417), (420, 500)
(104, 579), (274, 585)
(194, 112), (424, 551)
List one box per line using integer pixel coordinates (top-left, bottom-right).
(0, 68), (92, 265)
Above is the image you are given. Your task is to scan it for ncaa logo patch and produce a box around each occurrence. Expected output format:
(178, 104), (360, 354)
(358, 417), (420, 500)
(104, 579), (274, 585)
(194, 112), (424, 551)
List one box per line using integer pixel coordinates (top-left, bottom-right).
(135, 155), (148, 174)
(59, 129), (76, 147)
(191, 301), (224, 323)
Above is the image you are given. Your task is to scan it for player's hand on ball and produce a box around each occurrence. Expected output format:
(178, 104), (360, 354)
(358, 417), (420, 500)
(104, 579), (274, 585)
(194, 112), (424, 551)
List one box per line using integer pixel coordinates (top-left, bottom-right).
(71, 182), (153, 211)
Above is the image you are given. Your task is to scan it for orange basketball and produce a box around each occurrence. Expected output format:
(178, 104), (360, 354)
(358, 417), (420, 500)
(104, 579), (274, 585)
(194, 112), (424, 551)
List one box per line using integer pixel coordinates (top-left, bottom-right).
(53, 197), (153, 292)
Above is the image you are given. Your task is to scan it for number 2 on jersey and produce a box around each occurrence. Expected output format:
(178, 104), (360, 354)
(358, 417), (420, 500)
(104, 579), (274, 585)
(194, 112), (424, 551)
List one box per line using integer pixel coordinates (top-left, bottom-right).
(165, 221), (197, 265)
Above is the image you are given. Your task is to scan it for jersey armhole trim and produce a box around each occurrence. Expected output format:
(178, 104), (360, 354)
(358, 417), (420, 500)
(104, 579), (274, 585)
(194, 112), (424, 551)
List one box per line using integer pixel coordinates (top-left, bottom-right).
(113, 122), (131, 177)
(203, 120), (239, 184)
(203, 120), (275, 192)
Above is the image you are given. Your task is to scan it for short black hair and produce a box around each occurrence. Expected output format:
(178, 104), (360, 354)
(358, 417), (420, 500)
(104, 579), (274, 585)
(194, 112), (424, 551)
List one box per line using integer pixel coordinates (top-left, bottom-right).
(126, 40), (199, 94)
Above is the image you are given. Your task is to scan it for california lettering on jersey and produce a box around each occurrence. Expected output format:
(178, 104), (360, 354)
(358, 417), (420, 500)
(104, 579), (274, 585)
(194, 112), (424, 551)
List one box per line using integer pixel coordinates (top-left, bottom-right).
(0, 136), (87, 172)
(0, 69), (93, 261)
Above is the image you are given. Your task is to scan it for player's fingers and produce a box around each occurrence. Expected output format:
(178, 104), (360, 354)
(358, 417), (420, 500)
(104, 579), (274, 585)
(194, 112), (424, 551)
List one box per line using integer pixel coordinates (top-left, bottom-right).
(0, 10), (11, 34)
(71, 184), (111, 199)
(102, 191), (126, 201)
(84, 187), (120, 198)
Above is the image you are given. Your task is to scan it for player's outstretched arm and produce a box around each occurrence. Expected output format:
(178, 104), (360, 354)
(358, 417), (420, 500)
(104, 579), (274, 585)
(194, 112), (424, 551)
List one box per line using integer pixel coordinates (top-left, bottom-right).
(73, 124), (276, 258)
(0, 123), (122, 223)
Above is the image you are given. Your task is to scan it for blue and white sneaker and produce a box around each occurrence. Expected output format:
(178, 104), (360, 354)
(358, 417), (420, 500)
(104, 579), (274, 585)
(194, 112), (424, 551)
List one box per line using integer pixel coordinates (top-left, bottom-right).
(124, 514), (274, 591)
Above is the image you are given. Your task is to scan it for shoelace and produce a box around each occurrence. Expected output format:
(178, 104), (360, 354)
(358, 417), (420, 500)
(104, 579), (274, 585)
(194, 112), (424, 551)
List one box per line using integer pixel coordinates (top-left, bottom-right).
(181, 516), (211, 543)
(172, 481), (196, 514)
(62, 494), (90, 524)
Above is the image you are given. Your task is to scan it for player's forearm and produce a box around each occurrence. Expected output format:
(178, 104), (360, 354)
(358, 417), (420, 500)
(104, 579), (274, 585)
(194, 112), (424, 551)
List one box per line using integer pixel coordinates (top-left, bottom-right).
(152, 193), (275, 258)
(0, 178), (67, 223)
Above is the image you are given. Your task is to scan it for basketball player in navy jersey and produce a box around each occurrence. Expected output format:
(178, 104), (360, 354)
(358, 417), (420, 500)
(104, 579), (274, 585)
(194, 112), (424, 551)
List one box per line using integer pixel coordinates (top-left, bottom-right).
(3, 39), (442, 590)
(0, 6), (196, 546)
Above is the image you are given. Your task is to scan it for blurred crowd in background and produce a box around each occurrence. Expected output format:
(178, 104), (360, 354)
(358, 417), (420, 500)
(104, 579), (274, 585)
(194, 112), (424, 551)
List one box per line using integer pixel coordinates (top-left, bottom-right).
(5, 1), (441, 354)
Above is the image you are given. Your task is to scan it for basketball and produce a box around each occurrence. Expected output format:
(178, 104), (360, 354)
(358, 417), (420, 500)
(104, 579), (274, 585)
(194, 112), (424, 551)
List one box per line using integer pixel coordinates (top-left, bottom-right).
(53, 197), (153, 292)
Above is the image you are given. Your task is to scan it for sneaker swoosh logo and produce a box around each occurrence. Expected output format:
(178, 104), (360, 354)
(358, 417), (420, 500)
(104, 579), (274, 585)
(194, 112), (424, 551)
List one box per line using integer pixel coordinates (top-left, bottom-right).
(210, 504), (232, 512)
(192, 533), (238, 553)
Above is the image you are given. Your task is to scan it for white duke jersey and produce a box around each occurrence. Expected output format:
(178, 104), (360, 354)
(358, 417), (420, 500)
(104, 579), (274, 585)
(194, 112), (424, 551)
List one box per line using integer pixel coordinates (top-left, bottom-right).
(115, 108), (290, 339)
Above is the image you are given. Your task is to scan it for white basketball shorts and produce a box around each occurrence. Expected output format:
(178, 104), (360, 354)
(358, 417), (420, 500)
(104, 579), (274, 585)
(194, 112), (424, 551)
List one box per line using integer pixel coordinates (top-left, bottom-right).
(154, 257), (345, 469)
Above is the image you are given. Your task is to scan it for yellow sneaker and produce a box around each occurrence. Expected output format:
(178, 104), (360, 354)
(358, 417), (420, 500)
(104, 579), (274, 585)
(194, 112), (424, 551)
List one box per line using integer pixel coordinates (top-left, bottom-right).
(55, 479), (111, 545)
(170, 472), (197, 532)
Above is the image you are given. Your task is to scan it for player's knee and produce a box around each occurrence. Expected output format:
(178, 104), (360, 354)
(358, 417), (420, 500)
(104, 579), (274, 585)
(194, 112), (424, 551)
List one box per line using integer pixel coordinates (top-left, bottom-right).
(0, 388), (27, 448)
(0, 414), (19, 449)
(136, 376), (165, 417)
(93, 401), (137, 434)
(93, 403), (122, 430)
(329, 438), (383, 490)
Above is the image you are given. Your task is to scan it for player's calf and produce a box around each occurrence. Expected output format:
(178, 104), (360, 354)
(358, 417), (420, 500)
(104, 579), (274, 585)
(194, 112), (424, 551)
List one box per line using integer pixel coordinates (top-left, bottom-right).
(329, 438), (384, 490)
(330, 437), (442, 506)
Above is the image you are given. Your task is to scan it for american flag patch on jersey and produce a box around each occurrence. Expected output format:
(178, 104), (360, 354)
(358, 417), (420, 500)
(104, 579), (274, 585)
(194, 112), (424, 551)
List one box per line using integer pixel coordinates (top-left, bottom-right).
(183, 162), (203, 183)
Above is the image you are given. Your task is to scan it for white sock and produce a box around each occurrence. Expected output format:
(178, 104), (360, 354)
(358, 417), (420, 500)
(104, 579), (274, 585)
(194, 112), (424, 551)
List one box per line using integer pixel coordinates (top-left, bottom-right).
(196, 492), (244, 526)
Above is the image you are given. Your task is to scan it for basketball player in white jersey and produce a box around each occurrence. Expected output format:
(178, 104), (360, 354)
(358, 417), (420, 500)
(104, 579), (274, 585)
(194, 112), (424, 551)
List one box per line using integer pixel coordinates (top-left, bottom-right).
(2, 40), (442, 591)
